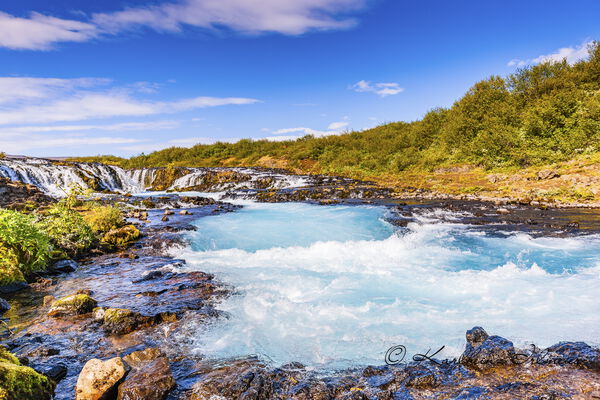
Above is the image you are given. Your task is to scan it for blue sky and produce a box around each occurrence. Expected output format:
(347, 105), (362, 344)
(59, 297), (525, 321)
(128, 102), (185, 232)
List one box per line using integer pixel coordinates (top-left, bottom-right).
(0, 0), (599, 157)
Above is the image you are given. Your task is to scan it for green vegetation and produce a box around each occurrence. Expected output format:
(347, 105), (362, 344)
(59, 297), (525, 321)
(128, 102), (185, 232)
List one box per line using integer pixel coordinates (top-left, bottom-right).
(83, 205), (124, 233)
(0, 346), (55, 400)
(36, 204), (94, 258)
(0, 210), (51, 284)
(71, 42), (600, 180)
(0, 200), (134, 287)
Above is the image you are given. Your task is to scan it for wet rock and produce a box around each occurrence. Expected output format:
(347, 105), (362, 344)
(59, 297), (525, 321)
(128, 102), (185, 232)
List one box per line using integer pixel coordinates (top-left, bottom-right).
(179, 210), (192, 215)
(161, 215), (169, 222)
(76, 357), (129, 400)
(460, 327), (516, 371)
(0, 297), (10, 313)
(43, 295), (56, 306)
(496, 208), (510, 215)
(48, 294), (97, 317)
(34, 363), (68, 383)
(545, 342), (600, 370)
(102, 308), (154, 335)
(0, 346), (56, 400)
(164, 209), (174, 215)
(50, 259), (78, 274)
(118, 348), (175, 400)
(0, 280), (29, 294)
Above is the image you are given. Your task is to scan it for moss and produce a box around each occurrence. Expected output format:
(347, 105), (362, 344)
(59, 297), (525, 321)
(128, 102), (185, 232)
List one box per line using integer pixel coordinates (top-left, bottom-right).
(103, 308), (151, 335)
(48, 294), (97, 317)
(0, 346), (55, 400)
(83, 205), (124, 233)
(101, 225), (141, 249)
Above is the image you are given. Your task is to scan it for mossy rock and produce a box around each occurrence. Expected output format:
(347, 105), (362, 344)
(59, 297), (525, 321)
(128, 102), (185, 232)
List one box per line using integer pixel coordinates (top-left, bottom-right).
(48, 294), (97, 317)
(102, 308), (153, 335)
(101, 225), (141, 249)
(0, 346), (55, 400)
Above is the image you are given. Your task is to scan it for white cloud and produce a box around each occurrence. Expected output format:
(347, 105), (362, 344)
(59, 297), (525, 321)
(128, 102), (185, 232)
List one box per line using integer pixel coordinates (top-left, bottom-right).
(350, 80), (404, 97)
(93, 0), (365, 36)
(0, 12), (97, 50)
(0, 1), (368, 50)
(0, 132), (140, 153)
(0, 77), (258, 125)
(507, 40), (594, 67)
(327, 121), (348, 130)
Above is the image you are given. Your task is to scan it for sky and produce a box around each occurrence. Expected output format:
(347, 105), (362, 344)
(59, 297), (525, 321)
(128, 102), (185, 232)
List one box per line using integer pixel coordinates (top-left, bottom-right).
(0, 0), (599, 157)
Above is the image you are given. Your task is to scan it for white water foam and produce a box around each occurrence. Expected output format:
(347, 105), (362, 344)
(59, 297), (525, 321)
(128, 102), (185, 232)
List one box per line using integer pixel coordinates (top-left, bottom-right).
(171, 202), (600, 369)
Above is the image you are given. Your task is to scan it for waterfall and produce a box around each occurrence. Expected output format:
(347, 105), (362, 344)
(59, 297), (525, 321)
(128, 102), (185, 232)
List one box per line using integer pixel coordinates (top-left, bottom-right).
(0, 157), (314, 197)
(0, 158), (143, 196)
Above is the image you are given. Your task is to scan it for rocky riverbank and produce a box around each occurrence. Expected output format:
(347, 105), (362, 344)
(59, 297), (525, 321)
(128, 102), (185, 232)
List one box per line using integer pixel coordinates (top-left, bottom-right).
(1, 167), (600, 399)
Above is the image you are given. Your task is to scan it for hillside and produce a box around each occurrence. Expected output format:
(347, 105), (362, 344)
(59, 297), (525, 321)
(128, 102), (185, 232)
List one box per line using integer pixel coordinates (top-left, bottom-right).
(72, 42), (600, 204)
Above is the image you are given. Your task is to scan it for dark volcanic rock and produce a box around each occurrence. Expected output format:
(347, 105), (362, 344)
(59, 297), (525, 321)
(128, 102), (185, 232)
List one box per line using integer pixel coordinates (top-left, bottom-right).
(460, 327), (516, 371)
(545, 342), (600, 370)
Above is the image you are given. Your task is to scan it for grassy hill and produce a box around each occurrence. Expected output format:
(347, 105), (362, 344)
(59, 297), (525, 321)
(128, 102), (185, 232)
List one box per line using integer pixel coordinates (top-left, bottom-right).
(73, 42), (600, 204)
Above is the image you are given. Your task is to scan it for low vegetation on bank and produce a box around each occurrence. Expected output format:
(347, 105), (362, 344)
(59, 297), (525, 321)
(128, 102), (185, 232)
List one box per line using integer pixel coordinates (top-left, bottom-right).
(0, 189), (140, 287)
(71, 43), (600, 202)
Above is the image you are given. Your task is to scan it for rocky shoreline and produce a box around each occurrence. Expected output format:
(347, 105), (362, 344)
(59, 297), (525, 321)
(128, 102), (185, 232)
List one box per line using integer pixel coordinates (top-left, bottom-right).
(1, 167), (599, 399)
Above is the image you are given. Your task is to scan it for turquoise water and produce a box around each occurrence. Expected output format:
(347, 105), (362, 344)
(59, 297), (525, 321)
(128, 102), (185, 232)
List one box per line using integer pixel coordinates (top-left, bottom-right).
(175, 202), (600, 369)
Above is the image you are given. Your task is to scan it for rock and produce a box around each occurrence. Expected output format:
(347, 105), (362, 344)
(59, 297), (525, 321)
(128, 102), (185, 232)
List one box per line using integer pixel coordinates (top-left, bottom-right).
(0, 280), (29, 294)
(537, 170), (560, 180)
(102, 308), (154, 335)
(43, 295), (55, 306)
(93, 307), (106, 322)
(0, 346), (56, 400)
(545, 342), (600, 370)
(179, 210), (191, 215)
(0, 297), (10, 313)
(102, 225), (141, 248)
(496, 208), (510, 215)
(75, 357), (129, 400)
(164, 209), (174, 216)
(118, 348), (175, 400)
(460, 327), (516, 371)
(50, 259), (78, 274)
(34, 363), (68, 383)
(161, 215), (169, 222)
(47, 294), (97, 317)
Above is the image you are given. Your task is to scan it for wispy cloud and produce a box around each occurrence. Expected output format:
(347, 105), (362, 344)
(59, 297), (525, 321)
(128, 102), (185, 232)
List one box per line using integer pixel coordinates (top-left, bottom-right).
(0, 12), (97, 50)
(272, 119), (350, 139)
(0, 0), (368, 50)
(508, 40), (594, 67)
(0, 132), (140, 153)
(350, 80), (404, 97)
(0, 77), (258, 125)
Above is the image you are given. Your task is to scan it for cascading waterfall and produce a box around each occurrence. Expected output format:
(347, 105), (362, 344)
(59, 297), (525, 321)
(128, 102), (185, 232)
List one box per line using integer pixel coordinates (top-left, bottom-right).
(0, 157), (313, 196)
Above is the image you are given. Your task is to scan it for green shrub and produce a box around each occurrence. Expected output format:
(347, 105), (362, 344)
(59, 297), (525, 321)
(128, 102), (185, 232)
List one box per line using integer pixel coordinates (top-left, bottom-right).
(36, 205), (94, 258)
(0, 209), (51, 277)
(84, 205), (124, 233)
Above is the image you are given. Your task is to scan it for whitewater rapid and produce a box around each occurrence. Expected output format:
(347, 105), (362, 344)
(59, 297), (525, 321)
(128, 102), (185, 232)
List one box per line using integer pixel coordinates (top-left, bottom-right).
(171, 202), (600, 369)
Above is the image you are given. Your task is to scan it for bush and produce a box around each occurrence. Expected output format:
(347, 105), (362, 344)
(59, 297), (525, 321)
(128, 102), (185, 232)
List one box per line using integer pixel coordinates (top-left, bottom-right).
(36, 205), (94, 258)
(0, 209), (51, 278)
(84, 205), (124, 233)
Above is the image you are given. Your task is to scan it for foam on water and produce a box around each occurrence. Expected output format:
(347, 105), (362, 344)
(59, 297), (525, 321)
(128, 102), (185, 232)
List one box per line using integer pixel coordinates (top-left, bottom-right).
(173, 202), (600, 369)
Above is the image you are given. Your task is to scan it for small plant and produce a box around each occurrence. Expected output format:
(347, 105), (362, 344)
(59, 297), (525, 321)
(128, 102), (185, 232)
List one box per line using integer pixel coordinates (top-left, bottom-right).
(0, 209), (51, 278)
(36, 205), (94, 258)
(101, 225), (141, 249)
(84, 205), (124, 233)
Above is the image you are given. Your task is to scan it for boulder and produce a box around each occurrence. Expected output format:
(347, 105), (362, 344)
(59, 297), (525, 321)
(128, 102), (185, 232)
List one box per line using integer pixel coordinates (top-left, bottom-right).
(102, 308), (154, 335)
(49, 259), (78, 274)
(118, 348), (175, 400)
(545, 342), (600, 370)
(0, 346), (55, 400)
(460, 327), (516, 371)
(75, 357), (129, 400)
(179, 210), (192, 215)
(48, 294), (97, 317)
(537, 170), (560, 180)
(0, 280), (29, 295)
(0, 297), (10, 313)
